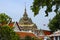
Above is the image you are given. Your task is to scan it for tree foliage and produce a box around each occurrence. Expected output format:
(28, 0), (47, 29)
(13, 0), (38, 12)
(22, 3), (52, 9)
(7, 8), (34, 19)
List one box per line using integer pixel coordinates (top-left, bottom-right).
(48, 13), (60, 32)
(0, 13), (11, 25)
(31, 0), (60, 16)
(25, 36), (32, 40)
(24, 36), (40, 40)
(0, 25), (20, 40)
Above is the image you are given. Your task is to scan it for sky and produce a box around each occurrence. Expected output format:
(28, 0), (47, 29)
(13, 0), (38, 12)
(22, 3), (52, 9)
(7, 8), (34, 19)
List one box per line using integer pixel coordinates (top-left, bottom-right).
(0, 0), (56, 30)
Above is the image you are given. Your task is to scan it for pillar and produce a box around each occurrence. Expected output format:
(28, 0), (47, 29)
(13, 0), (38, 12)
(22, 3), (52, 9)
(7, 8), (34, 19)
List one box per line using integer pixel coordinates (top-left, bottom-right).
(54, 36), (56, 40)
(58, 36), (59, 40)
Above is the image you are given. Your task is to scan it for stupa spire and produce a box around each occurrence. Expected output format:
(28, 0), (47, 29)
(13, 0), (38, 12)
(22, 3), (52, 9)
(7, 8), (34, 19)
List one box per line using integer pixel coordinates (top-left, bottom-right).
(23, 4), (28, 17)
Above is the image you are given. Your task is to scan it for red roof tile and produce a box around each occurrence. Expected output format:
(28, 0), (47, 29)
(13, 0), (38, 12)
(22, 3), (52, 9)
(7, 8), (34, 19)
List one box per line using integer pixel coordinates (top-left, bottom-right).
(43, 30), (52, 35)
(16, 32), (36, 38)
(8, 22), (14, 27)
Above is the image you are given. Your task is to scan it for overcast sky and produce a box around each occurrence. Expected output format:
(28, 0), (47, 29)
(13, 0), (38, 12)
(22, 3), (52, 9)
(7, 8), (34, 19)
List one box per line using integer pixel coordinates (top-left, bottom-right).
(0, 0), (56, 30)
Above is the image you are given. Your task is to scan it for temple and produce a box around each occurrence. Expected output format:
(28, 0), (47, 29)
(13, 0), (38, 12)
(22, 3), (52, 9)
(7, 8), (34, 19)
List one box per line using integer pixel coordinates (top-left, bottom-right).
(7, 8), (60, 40)
(18, 8), (37, 31)
(11, 7), (51, 40)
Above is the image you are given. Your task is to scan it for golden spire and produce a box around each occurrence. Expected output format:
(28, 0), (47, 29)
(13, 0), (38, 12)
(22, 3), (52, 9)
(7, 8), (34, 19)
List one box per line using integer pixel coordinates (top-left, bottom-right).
(23, 3), (28, 17)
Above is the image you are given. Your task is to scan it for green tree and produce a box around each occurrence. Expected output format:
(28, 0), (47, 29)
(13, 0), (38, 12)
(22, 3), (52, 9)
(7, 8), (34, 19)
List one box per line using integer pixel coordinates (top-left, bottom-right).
(48, 13), (60, 32)
(0, 13), (11, 25)
(24, 36), (40, 40)
(24, 36), (32, 40)
(0, 25), (20, 40)
(31, 37), (39, 40)
(31, 0), (60, 16)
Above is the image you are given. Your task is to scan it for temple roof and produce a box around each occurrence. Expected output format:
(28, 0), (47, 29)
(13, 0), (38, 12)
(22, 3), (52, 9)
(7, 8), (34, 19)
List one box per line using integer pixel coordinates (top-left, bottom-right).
(16, 32), (36, 38)
(23, 7), (28, 17)
(19, 8), (33, 25)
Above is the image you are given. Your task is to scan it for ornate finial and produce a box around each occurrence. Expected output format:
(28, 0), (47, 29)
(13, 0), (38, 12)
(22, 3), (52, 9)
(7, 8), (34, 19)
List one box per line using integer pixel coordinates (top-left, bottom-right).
(25, 2), (26, 13)
(23, 3), (28, 17)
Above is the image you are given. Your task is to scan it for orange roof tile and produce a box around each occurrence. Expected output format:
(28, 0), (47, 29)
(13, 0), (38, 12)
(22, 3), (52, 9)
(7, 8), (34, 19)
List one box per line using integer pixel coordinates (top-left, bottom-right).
(43, 30), (52, 35)
(16, 32), (36, 38)
(8, 22), (14, 27)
